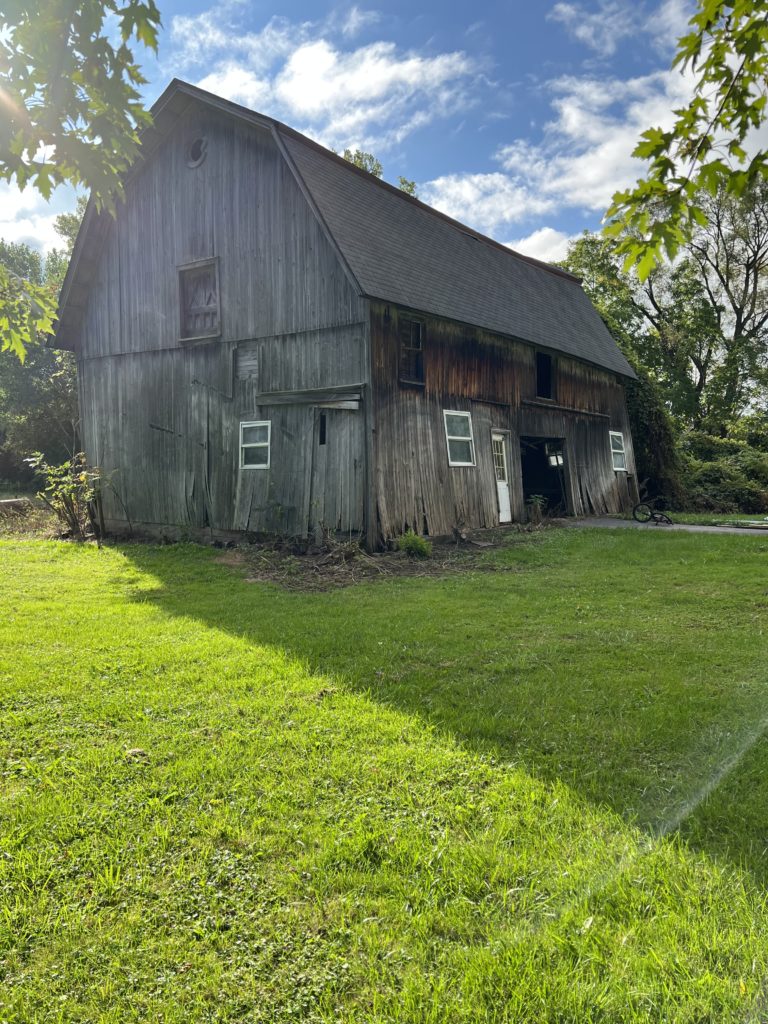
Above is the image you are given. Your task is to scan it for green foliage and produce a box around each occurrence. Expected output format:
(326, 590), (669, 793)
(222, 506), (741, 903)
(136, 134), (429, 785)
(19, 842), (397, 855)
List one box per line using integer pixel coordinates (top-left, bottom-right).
(0, 263), (56, 362)
(26, 451), (103, 539)
(2, 531), (768, 1018)
(605, 1), (768, 278)
(681, 458), (768, 513)
(682, 431), (747, 462)
(337, 148), (417, 195)
(53, 195), (90, 255)
(562, 211), (768, 438)
(525, 493), (547, 525)
(0, 237), (80, 479)
(395, 529), (432, 558)
(624, 367), (684, 502)
(341, 149), (383, 177)
(559, 234), (683, 501)
(730, 411), (768, 451)
(0, 1), (160, 358)
(678, 432), (768, 511)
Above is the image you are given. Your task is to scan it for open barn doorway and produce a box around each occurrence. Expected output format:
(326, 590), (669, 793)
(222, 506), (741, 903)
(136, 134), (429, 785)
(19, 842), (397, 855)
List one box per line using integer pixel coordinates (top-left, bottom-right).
(519, 436), (570, 516)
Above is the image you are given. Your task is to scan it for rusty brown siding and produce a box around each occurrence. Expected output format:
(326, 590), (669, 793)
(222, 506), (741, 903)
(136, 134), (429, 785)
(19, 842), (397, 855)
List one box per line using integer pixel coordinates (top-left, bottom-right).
(370, 301), (638, 542)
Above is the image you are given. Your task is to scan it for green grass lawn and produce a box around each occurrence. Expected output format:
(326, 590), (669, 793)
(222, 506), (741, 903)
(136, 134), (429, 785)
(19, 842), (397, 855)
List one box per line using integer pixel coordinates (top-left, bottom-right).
(1, 528), (768, 1022)
(670, 511), (768, 527)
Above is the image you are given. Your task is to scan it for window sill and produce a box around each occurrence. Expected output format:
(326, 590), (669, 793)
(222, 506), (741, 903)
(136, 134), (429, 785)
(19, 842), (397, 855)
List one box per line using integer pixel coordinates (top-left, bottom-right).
(399, 377), (425, 388)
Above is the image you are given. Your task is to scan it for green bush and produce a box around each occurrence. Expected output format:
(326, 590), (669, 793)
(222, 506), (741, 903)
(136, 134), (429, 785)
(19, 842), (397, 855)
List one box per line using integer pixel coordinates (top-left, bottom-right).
(624, 367), (684, 503)
(681, 431), (747, 462)
(682, 459), (768, 514)
(396, 530), (432, 559)
(731, 448), (768, 487)
(730, 412), (768, 452)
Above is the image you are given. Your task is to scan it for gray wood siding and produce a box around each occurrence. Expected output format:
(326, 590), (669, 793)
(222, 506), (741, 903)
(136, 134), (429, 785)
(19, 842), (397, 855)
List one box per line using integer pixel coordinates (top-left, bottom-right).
(370, 303), (637, 541)
(77, 107), (364, 358)
(76, 99), (367, 536)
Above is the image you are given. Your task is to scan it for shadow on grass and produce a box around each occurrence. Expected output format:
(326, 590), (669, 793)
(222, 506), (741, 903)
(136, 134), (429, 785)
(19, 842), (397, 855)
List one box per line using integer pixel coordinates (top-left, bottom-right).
(120, 528), (768, 887)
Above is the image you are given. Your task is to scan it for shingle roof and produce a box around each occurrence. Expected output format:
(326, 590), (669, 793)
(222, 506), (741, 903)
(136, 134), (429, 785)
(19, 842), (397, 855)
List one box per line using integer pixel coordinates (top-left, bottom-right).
(57, 80), (635, 378)
(279, 131), (636, 378)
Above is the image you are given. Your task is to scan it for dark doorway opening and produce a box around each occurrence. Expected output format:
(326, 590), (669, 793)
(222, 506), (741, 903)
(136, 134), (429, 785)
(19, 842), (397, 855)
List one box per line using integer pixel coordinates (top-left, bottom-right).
(520, 436), (569, 515)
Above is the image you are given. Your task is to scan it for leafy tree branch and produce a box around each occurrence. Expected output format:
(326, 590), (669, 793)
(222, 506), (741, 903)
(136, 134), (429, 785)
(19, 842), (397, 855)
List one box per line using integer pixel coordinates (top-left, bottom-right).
(0, 0), (161, 358)
(604, 1), (768, 279)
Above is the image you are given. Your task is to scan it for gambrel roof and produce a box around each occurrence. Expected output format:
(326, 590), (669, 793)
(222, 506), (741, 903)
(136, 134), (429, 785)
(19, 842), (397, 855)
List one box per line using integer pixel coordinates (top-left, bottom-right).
(57, 79), (635, 378)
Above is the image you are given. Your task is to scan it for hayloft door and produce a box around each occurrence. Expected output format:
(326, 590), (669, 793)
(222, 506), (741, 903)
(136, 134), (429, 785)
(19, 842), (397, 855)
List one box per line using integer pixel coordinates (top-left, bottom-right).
(492, 432), (512, 523)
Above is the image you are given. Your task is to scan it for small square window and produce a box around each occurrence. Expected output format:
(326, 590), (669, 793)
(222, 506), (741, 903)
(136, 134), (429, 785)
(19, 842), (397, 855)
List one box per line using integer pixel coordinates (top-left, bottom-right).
(399, 318), (424, 384)
(443, 410), (476, 467)
(240, 420), (270, 469)
(609, 431), (627, 471)
(179, 259), (220, 340)
(536, 352), (553, 400)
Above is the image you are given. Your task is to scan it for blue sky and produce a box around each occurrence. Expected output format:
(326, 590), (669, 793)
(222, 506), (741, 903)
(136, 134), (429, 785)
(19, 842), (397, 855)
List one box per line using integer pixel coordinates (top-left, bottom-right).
(2, 0), (697, 262)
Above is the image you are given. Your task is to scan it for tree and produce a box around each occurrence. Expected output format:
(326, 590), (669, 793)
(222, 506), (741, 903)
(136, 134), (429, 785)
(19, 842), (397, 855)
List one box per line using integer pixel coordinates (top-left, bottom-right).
(605, 1), (768, 279)
(558, 234), (683, 500)
(0, 237), (79, 483)
(53, 196), (90, 254)
(0, 0), (161, 359)
(339, 149), (418, 196)
(341, 149), (384, 178)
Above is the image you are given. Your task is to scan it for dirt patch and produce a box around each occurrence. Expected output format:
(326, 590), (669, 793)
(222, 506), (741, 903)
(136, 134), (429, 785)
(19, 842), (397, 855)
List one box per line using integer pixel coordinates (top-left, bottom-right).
(213, 529), (540, 591)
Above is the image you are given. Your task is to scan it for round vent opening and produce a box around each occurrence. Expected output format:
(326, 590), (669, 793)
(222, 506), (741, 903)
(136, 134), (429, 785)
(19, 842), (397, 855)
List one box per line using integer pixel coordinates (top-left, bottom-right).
(187, 136), (208, 168)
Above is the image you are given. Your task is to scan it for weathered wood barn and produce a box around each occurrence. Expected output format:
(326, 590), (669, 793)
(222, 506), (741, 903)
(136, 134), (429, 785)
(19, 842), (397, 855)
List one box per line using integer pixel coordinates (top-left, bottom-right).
(56, 79), (638, 548)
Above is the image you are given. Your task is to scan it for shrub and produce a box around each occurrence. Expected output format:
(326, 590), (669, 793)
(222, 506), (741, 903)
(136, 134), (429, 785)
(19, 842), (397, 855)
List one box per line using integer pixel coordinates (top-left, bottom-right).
(396, 530), (432, 558)
(26, 451), (105, 540)
(624, 367), (684, 504)
(682, 459), (768, 514)
(730, 412), (768, 452)
(681, 431), (747, 462)
(731, 447), (768, 487)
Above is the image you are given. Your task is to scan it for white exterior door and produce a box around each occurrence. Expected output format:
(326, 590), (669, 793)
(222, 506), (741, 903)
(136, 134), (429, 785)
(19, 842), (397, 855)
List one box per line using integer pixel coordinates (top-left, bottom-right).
(492, 432), (512, 523)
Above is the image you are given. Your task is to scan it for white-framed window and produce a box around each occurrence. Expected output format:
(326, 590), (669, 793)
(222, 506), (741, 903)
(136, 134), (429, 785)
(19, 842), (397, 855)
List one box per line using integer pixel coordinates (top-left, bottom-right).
(443, 410), (476, 467)
(240, 420), (271, 469)
(609, 430), (627, 471)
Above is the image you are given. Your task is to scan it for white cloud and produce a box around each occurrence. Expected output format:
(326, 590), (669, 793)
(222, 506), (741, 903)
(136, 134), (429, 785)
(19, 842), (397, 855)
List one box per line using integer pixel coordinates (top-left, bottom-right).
(547, 0), (638, 57)
(197, 65), (272, 110)
(0, 213), (61, 253)
(506, 227), (575, 263)
(647, 0), (695, 53)
(340, 6), (381, 38)
(166, 5), (478, 152)
(169, 12), (304, 74)
(497, 66), (695, 213)
(420, 172), (554, 235)
(0, 184), (67, 253)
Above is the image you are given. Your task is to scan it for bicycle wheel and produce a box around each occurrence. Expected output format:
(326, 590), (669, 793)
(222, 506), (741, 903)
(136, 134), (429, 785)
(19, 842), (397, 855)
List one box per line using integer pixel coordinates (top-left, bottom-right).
(633, 502), (653, 523)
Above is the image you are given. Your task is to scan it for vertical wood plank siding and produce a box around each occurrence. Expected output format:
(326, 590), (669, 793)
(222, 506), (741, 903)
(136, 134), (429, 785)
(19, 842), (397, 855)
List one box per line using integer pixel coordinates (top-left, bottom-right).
(74, 96), (636, 545)
(76, 104), (367, 537)
(370, 302), (637, 542)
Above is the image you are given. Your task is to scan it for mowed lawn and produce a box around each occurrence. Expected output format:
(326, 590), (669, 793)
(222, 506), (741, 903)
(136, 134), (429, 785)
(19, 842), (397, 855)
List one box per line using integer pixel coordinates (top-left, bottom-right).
(1, 529), (768, 1023)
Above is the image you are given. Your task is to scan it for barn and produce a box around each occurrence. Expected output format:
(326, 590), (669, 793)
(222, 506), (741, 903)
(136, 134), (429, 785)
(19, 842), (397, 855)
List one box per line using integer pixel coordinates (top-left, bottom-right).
(56, 78), (638, 548)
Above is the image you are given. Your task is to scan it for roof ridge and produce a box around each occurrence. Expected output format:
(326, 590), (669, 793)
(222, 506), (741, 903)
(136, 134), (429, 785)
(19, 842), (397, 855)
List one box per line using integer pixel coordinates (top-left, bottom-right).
(152, 81), (579, 287)
(274, 123), (580, 286)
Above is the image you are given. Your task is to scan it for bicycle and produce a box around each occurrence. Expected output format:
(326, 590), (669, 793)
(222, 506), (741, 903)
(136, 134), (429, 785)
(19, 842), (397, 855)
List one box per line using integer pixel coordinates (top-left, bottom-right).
(632, 501), (674, 525)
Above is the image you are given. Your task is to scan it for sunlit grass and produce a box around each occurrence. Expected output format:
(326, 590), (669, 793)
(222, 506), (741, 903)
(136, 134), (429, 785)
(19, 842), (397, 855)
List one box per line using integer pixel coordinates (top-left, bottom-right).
(1, 529), (767, 1022)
